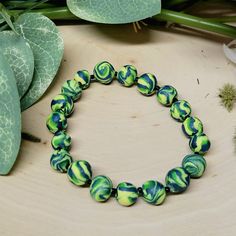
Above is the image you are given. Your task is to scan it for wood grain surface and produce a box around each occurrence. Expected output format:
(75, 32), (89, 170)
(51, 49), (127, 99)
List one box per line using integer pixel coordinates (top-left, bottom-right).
(0, 25), (236, 236)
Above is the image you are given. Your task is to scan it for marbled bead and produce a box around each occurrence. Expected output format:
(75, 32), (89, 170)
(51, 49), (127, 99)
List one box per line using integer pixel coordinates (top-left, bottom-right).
(116, 182), (138, 207)
(170, 100), (191, 122)
(61, 80), (82, 101)
(90, 175), (113, 202)
(50, 149), (73, 173)
(67, 160), (92, 186)
(165, 167), (190, 193)
(157, 85), (178, 106)
(189, 133), (211, 155)
(46, 112), (67, 134)
(137, 73), (157, 96)
(74, 70), (91, 89)
(93, 61), (115, 84)
(182, 154), (207, 178)
(117, 65), (137, 87)
(51, 131), (71, 150)
(142, 180), (166, 205)
(182, 116), (203, 137)
(51, 94), (74, 117)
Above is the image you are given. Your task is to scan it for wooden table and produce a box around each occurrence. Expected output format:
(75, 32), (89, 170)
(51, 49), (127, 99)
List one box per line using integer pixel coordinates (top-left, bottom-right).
(1, 24), (236, 236)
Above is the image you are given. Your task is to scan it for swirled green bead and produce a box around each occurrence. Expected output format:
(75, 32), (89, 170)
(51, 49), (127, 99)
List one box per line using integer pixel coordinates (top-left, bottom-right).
(142, 180), (166, 205)
(137, 73), (157, 96)
(117, 65), (137, 87)
(50, 149), (73, 173)
(61, 80), (82, 101)
(170, 100), (191, 122)
(157, 85), (178, 106)
(90, 175), (113, 202)
(182, 154), (206, 178)
(46, 112), (67, 134)
(189, 133), (211, 155)
(165, 167), (190, 193)
(74, 70), (91, 89)
(51, 94), (74, 117)
(93, 61), (115, 84)
(116, 182), (138, 207)
(51, 131), (71, 150)
(182, 116), (203, 137)
(67, 160), (92, 186)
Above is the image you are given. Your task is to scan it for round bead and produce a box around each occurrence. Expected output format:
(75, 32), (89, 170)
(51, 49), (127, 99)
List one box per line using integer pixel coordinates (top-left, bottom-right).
(182, 154), (207, 178)
(182, 116), (203, 137)
(51, 131), (71, 150)
(74, 70), (91, 89)
(157, 85), (178, 106)
(93, 61), (115, 84)
(51, 94), (74, 117)
(137, 73), (157, 96)
(90, 175), (113, 202)
(67, 160), (92, 186)
(61, 80), (82, 101)
(170, 100), (191, 122)
(142, 180), (166, 205)
(116, 182), (138, 207)
(189, 133), (211, 155)
(165, 167), (190, 193)
(46, 112), (67, 134)
(117, 65), (137, 87)
(50, 149), (73, 173)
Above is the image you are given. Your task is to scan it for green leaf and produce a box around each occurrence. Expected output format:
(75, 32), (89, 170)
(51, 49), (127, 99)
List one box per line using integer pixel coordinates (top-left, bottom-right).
(67, 0), (161, 24)
(0, 3), (18, 34)
(0, 53), (21, 175)
(0, 31), (34, 98)
(14, 13), (64, 110)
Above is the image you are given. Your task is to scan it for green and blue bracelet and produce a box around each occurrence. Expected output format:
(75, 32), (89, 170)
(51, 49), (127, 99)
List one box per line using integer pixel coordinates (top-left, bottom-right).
(46, 61), (211, 207)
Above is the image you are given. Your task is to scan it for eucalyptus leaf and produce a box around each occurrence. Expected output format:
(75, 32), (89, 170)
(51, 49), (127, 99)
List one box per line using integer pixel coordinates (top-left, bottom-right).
(0, 53), (21, 175)
(0, 31), (34, 98)
(223, 40), (236, 64)
(14, 13), (64, 110)
(67, 0), (161, 24)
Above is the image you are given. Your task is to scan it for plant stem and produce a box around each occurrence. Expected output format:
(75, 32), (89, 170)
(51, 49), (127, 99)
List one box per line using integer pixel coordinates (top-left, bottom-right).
(10, 7), (79, 20)
(8, 7), (236, 38)
(153, 9), (236, 38)
(208, 16), (236, 23)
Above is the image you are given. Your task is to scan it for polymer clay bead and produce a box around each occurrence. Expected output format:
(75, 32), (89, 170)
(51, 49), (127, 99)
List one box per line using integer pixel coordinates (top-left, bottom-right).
(61, 80), (82, 101)
(67, 160), (92, 186)
(157, 85), (178, 107)
(90, 175), (113, 202)
(93, 61), (115, 84)
(170, 100), (191, 122)
(46, 112), (67, 134)
(74, 70), (91, 89)
(117, 65), (137, 87)
(116, 182), (139, 207)
(182, 116), (203, 137)
(50, 149), (73, 173)
(142, 180), (166, 205)
(51, 94), (74, 117)
(51, 131), (71, 150)
(182, 154), (206, 178)
(165, 167), (190, 193)
(189, 133), (211, 155)
(137, 73), (157, 96)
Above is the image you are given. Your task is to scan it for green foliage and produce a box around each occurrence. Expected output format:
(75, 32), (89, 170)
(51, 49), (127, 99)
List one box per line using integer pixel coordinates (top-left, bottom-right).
(66, 0), (161, 24)
(0, 31), (34, 98)
(219, 83), (236, 112)
(14, 13), (64, 110)
(0, 53), (21, 175)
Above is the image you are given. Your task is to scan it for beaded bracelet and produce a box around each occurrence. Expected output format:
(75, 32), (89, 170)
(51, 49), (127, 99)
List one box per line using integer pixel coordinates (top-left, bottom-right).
(46, 61), (211, 207)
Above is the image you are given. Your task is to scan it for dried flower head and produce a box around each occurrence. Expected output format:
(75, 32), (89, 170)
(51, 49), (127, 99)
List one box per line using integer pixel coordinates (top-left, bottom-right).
(219, 83), (236, 112)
